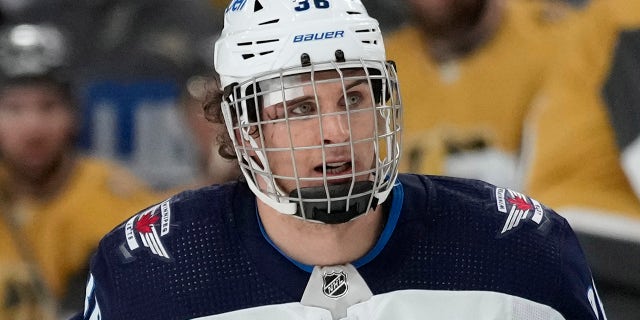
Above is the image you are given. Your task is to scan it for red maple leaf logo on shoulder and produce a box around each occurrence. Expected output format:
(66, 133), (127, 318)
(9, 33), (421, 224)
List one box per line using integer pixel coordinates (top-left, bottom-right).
(135, 212), (159, 233)
(507, 197), (533, 211)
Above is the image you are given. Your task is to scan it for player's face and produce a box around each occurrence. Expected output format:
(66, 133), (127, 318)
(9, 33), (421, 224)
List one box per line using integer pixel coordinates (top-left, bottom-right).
(257, 69), (378, 194)
(406, 0), (487, 36)
(0, 85), (75, 181)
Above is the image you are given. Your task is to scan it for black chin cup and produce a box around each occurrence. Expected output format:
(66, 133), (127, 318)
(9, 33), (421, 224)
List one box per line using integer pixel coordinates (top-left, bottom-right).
(290, 181), (378, 224)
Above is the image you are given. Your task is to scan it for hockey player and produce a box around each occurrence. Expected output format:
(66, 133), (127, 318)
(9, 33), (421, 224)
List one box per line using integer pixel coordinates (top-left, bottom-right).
(76, 0), (606, 319)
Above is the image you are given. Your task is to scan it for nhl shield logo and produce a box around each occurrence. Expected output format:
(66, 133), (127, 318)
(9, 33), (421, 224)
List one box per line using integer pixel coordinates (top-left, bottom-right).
(322, 271), (348, 298)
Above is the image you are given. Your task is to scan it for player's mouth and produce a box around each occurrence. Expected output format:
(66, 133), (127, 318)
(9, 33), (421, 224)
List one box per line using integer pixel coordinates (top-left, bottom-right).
(315, 161), (353, 175)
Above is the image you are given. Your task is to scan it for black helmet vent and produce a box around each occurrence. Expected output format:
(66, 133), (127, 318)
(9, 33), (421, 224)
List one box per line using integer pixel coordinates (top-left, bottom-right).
(254, 0), (263, 12)
(259, 19), (280, 25)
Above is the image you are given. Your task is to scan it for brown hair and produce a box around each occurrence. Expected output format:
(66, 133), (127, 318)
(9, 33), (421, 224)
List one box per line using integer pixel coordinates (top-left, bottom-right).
(202, 81), (236, 160)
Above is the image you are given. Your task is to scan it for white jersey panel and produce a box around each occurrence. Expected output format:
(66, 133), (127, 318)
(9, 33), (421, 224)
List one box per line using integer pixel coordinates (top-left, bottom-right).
(193, 289), (565, 320)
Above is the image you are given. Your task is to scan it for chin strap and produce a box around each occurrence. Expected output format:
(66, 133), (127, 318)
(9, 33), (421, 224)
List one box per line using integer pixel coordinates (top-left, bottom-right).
(290, 181), (378, 224)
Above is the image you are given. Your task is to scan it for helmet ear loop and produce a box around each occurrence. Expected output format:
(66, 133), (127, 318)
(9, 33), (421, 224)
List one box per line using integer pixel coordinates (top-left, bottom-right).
(365, 63), (399, 205)
(228, 97), (291, 202)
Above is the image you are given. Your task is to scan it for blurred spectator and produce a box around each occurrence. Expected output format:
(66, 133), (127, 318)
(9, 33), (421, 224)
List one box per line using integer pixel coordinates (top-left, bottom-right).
(162, 74), (240, 196)
(0, 0), (224, 190)
(0, 215), (56, 320)
(384, 0), (579, 189)
(521, 1), (640, 317)
(522, 0), (640, 220)
(0, 73), (160, 317)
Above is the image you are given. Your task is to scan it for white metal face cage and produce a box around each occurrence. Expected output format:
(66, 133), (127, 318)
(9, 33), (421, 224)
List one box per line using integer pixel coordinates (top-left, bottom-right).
(222, 60), (402, 223)
(215, 0), (402, 222)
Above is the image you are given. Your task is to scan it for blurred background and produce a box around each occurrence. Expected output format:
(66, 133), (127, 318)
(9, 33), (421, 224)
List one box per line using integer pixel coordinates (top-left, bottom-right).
(0, 0), (227, 190)
(0, 0), (638, 319)
(0, 0), (410, 191)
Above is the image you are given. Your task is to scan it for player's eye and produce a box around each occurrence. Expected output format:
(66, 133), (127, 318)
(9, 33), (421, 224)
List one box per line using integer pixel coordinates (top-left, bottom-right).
(345, 94), (361, 108)
(288, 102), (316, 116)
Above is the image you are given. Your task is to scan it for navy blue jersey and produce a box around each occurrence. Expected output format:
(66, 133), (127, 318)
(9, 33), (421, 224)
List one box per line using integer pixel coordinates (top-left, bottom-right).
(77, 174), (606, 319)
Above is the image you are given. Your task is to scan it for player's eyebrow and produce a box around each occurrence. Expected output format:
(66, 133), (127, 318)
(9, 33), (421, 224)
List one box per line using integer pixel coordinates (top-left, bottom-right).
(263, 76), (370, 110)
(344, 78), (368, 90)
(264, 95), (308, 111)
(281, 96), (308, 107)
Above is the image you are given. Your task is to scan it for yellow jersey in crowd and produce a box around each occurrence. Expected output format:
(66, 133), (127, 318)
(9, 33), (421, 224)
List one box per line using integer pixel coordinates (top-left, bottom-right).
(522, 0), (640, 219)
(0, 156), (161, 317)
(385, 0), (579, 188)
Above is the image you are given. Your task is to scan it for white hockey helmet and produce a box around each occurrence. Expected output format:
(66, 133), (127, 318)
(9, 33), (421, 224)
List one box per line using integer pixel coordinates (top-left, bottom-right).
(214, 0), (402, 223)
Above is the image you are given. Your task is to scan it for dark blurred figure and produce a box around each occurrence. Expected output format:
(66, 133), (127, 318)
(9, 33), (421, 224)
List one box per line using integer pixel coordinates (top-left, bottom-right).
(5, 0), (220, 81)
(0, 72), (160, 318)
(162, 74), (240, 196)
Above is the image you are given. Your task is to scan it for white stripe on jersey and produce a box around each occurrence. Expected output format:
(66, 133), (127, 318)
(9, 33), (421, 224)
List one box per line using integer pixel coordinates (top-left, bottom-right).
(83, 274), (94, 316)
(88, 297), (102, 320)
(83, 273), (102, 320)
(192, 290), (565, 320)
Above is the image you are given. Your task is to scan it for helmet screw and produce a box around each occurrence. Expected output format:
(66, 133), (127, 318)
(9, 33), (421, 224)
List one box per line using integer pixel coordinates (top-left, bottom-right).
(300, 53), (311, 67)
(335, 50), (345, 62)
